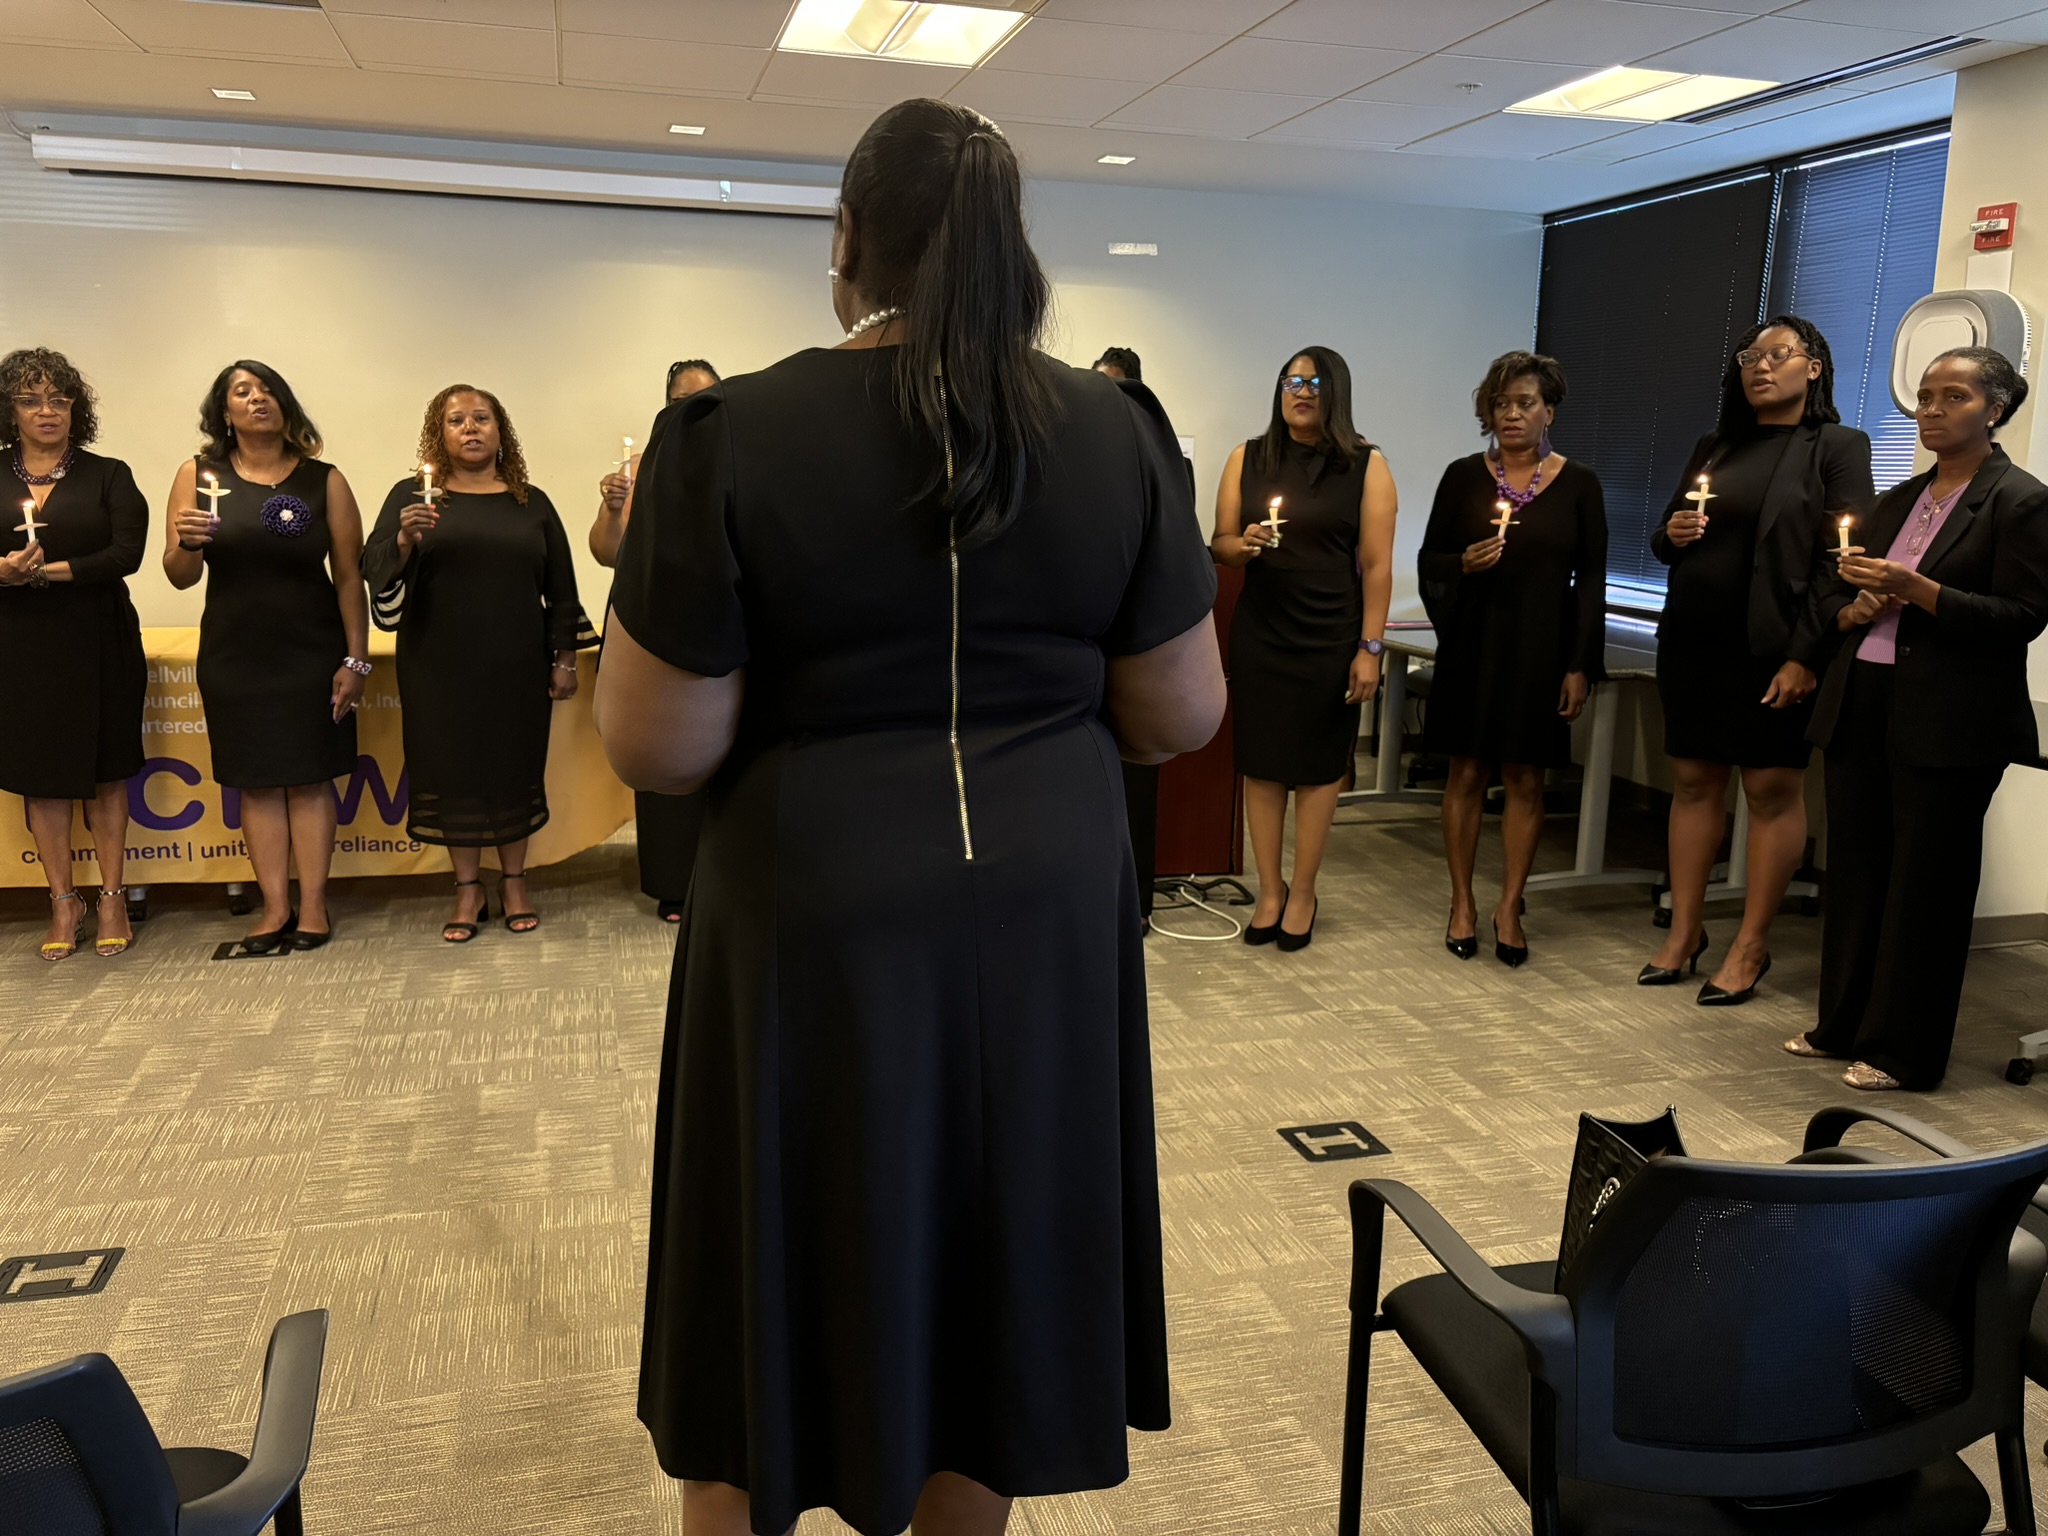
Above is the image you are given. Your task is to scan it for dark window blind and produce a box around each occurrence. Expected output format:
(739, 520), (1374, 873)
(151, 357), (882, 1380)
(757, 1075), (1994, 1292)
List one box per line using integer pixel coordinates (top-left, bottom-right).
(1536, 174), (1775, 600)
(1768, 135), (1949, 489)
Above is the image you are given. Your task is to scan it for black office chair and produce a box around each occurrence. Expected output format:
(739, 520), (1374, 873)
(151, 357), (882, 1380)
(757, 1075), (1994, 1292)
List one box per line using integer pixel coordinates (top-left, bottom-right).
(0, 1308), (327, 1535)
(1338, 1111), (2048, 1536)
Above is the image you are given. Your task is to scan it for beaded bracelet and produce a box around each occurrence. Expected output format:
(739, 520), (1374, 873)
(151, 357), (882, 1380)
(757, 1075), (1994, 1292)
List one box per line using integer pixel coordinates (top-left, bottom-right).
(343, 656), (373, 677)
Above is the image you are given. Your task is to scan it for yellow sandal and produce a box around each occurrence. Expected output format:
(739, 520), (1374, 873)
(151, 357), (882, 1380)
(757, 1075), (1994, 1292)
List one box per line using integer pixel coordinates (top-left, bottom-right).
(95, 885), (133, 957)
(41, 889), (85, 961)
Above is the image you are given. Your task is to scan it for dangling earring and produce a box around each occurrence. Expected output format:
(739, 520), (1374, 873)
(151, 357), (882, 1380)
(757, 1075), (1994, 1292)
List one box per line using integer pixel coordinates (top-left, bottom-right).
(1538, 425), (1554, 459)
(1487, 431), (1501, 464)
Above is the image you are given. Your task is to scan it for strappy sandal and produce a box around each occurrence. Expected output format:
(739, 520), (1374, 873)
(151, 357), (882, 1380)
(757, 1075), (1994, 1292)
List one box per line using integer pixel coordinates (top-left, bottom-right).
(500, 871), (539, 934)
(443, 879), (488, 943)
(1843, 1061), (1904, 1092)
(95, 885), (133, 957)
(41, 889), (85, 962)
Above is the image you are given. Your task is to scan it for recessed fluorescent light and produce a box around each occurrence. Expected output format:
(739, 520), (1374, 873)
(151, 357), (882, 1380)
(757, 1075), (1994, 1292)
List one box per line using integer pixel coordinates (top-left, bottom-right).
(669, 124), (707, 135)
(211, 88), (258, 101)
(1108, 242), (1157, 256)
(1098, 154), (1136, 165)
(777, 0), (1028, 67)
(1506, 66), (1775, 123)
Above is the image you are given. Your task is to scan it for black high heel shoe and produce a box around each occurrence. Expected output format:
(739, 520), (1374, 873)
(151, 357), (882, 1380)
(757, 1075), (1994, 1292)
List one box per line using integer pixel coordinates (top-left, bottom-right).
(1638, 929), (1709, 986)
(1698, 953), (1770, 1007)
(1243, 881), (1288, 947)
(1444, 908), (1478, 960)
(1276, 896), (1318, 952)
(1493, 918), (1528, 969)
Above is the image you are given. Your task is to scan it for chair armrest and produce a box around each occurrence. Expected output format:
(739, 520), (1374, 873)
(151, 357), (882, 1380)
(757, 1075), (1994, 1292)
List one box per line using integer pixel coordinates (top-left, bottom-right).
(176, 1310), (328, 1536)
(1354, 1179), (1576, 1381)
(1801, 1105), (1980, 1162)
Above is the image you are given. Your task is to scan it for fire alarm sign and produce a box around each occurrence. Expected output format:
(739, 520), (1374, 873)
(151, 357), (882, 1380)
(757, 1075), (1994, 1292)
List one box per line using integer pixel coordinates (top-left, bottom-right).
(1973, 202), (2017, 252)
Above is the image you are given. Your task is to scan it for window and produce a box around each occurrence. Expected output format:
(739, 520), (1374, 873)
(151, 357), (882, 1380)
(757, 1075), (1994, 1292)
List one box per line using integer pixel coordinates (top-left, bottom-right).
(1535, 127), (1950, 603)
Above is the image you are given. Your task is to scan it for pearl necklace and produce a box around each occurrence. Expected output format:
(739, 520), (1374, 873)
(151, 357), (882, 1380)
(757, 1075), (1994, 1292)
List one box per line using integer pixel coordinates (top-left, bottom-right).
(845, 306), (905, 341)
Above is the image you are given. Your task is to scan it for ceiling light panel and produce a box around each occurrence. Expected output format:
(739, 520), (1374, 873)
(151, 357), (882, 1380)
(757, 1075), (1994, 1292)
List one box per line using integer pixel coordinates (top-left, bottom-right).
(777, 0), (1028, 67)
(211, 87), (258, 100)
(670, 124), (707, 135)
(1506, 66), (1776, 122)
(1098, 154), (1136, 164)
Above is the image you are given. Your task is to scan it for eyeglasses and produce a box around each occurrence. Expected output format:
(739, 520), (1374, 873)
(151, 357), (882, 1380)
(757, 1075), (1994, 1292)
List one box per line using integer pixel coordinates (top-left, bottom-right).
(1734, 344), (1810, 370)
(1280, 375), (1321, 398)
(11, 394), (74, 412)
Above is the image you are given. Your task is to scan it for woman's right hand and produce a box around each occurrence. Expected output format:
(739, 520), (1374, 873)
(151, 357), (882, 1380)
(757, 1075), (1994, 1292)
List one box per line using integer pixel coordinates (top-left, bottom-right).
(395, 501), (439, 552)
(0, 545), (39, 586)
(1461, 534), (1505, 574)
(1839, 588), (1893, 629)
(1664, 508), (1708, 547)
(172, 507), (215, 548)
(1241, 523), (1278, 558)
(598, 472), (631, 514)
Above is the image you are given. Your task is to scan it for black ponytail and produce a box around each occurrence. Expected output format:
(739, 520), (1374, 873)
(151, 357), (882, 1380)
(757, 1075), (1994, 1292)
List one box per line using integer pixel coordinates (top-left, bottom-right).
(840, 98), (1056, 548)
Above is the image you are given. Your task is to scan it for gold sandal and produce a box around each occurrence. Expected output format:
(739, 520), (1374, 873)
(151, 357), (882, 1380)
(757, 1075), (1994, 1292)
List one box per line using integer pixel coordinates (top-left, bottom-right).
(1843, 1061), (1903, 1092)
(95, 885), (132, 957)
(1782, 1036), (1830, 1059)
(41, 889), (85, 961)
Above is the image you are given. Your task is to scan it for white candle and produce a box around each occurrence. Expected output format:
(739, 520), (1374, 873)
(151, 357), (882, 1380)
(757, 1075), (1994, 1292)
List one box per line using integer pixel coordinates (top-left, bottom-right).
(419, 463), (441, 510)
(200, 471), (229, 522)
(16, 498), (43, 545)
(1836, 515), (1853, 554)
(1263, 496), (1286, 542)
(1684, 473), (1715, 526)
(621, 435), (635, 478)
(1493, 498), (1516, 540)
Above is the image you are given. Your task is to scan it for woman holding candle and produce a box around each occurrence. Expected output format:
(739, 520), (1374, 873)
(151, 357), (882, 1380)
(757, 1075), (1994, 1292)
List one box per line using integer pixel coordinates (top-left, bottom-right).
(1641, 315), (1873, 1001)
(1212, 347), (1397, 951)
(592, 360), (721, 922)
(1789, 348), (2048, 1090)
(1418, 351), (1607, 965)
(0, 348), (148, 960)
(364, 384), (597, 941)
(162, 361), (370, 951)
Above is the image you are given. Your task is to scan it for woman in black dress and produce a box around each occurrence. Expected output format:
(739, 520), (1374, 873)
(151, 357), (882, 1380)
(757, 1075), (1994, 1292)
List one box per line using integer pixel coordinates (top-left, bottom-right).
(1643, 316), (1873, 1002)
(1790, 349), (2048, 1091)
(598, 99), (1224, 1536)
(1419, 351), (1606, 966)
(591, 358), (721, 922)
(1212, 347), (1397, 951)
(0, 348), (147, 961)
(163, 361), (369, 951)
(363, 386), (596, 942)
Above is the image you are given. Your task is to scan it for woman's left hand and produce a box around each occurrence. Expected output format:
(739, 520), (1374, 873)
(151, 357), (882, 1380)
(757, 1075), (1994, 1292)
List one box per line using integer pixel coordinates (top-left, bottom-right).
(0, 544), (43, 587)
(550, 654), (580, 701)
(1557, 670), (1589, 722)
(1345, 649), (1381, 705)
(1761, 659), (1817, 709)
(330, 665), (366, 723)
(1838, 554), (1934, 605)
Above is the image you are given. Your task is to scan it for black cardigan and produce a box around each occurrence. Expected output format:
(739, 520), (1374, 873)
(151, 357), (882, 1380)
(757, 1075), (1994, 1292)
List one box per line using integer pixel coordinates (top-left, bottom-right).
(1651, 422), (1874, 667)
(1808, 446), (2048, 767)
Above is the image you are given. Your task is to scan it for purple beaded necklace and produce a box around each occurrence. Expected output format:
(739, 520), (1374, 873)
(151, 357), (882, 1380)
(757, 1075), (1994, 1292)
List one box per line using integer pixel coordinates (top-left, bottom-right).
(1487, 449), (1547, 513)
(12, 446), (74, 486)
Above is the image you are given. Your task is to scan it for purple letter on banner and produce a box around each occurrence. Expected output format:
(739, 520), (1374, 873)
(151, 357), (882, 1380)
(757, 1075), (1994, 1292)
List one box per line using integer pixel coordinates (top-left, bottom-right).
(332, 756), (408, 826)
(128, 758), (204, 832)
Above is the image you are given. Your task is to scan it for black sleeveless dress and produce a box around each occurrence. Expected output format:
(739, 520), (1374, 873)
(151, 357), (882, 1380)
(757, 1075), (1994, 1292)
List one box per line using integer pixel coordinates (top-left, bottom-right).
(196, 457), (358, 789)
(1228, 437), (1371, 785)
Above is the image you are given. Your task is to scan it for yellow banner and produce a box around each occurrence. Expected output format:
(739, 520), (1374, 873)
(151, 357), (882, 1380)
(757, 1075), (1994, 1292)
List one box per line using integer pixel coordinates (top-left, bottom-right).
(2, 627), (630, 887)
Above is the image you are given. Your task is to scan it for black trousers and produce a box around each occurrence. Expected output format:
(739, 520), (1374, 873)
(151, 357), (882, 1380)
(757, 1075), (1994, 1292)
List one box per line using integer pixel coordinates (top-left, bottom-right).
(1810, 662), (2004, 1089)
(635, 789), (706, 906)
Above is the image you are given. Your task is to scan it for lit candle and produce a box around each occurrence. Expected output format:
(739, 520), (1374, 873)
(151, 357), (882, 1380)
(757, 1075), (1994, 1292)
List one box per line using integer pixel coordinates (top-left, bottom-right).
(620, 435), (635, 479)
(1836, 514), (1853, 554)
(1493, 498), (1517, 540)
(419, 463), (442, 511)
(1263, 495), (1286, 547)
(199, 471), (229, 524)
(15, 498), (43, 546)
(1684, 472), (1715, 528)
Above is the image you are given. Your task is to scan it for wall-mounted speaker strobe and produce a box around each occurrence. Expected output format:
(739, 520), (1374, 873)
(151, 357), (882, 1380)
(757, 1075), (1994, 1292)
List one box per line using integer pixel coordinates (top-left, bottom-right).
(1890, 288), (2032, 414)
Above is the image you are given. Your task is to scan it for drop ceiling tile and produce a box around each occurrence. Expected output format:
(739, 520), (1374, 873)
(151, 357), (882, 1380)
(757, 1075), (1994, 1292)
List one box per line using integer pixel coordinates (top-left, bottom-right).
(947, 69), (1151, 126)
(85, 0), (350, 61)
(556, 0), (794, 48)
(1774, 0), (2042, 29)
(0, 0), (137, 49)
(325, 13), (557, 80)
(1251, 0), (1541, 52)
(321, 0), (555, 26)
(752, 51), (968, 107)
(1169, 37), (1417, 95)
(1457, 1), (1747, 68)
(1346, 53), (1586, 113)
(1977, 11), (2048, 42)
(1538, 118), (1720, 161)
(1255, 96), (1483, 145)
(1621, 0), (1790, 10)
(1036, 0), (1294, 28)
(1401, 110), (1632, 158)
(561, 33), (767, 98)
(985, 19), (1232, 83)
(1640, 15), (1937, 79)
(1104, 83), (1327, 138)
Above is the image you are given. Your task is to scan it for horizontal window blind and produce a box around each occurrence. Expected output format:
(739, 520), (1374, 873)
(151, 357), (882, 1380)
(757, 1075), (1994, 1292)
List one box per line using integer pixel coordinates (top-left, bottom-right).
(1767, 135), (1950, 489)
(1536, 175), (1775, 601)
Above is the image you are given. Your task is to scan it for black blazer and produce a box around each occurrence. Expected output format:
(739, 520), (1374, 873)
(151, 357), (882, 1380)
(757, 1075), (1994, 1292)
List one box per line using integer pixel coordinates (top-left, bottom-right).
(1808, 446), (2048, 767)
(1651, 423), (1874, 666)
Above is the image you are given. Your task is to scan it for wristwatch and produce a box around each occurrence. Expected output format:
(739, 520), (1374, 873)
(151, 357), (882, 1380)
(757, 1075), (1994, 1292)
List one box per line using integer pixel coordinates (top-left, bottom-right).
(1358, 638), (1385, 656)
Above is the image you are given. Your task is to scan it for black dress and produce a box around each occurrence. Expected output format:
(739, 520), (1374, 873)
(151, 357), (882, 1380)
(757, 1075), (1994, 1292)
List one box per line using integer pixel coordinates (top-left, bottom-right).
(1418, 455), (1607, 766)
(1654, 425), (1873, 768)
(1228, 438), (1371, 785)
(195, 457), (358, 788)
(362, 484), (596, 847)
(613, 352), (1212, 1536)
(0, 450), (147, 798)
(634, 789), (703, 906)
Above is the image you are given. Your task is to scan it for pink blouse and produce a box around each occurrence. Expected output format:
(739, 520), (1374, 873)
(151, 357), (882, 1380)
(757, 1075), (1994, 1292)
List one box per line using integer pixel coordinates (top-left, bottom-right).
(1856, 482), (1965, 664)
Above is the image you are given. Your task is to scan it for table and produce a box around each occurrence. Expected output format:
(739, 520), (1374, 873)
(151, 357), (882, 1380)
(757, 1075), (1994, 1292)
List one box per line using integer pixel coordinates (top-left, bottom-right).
(1, 628), (632, 891)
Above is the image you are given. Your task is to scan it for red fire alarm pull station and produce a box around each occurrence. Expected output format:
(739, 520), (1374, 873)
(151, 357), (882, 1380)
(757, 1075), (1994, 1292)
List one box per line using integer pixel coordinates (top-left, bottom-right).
(1973, 202), (2017, 252)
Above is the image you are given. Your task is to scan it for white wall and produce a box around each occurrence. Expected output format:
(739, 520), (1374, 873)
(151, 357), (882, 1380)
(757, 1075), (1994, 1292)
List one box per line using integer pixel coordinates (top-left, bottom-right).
(0, 131), (1538, 629)
(1937, 48), (2048, 921)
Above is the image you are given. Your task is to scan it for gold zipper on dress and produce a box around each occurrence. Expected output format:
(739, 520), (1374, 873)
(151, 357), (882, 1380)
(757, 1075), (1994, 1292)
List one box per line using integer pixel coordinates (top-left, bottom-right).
(936, 363), (975, 862)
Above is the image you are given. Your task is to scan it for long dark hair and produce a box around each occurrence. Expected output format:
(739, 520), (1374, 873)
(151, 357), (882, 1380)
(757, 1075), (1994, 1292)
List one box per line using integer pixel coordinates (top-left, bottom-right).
(1252, 345), (1365, 475)
(199, 359), (322, 462)
(1716, 315), (1840, 435)
(840, 98), (1055, 548)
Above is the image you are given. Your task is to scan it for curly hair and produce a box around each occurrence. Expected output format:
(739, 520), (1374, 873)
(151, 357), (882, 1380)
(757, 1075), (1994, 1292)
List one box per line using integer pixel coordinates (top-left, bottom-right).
(1093, 346), (1143, 383)
(0, 347), (100, 451)
(199, 359), (322, 463)
(1716, 314), (1840, 435)
(416, 383), (528, 503)
(1472, 350), (1567, 434)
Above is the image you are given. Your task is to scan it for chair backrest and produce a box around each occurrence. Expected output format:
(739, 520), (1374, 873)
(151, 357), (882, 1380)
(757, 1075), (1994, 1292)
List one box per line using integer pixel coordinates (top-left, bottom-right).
(1556, 1138), (2048, 1499)
(0, 1353), (179, 1535)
